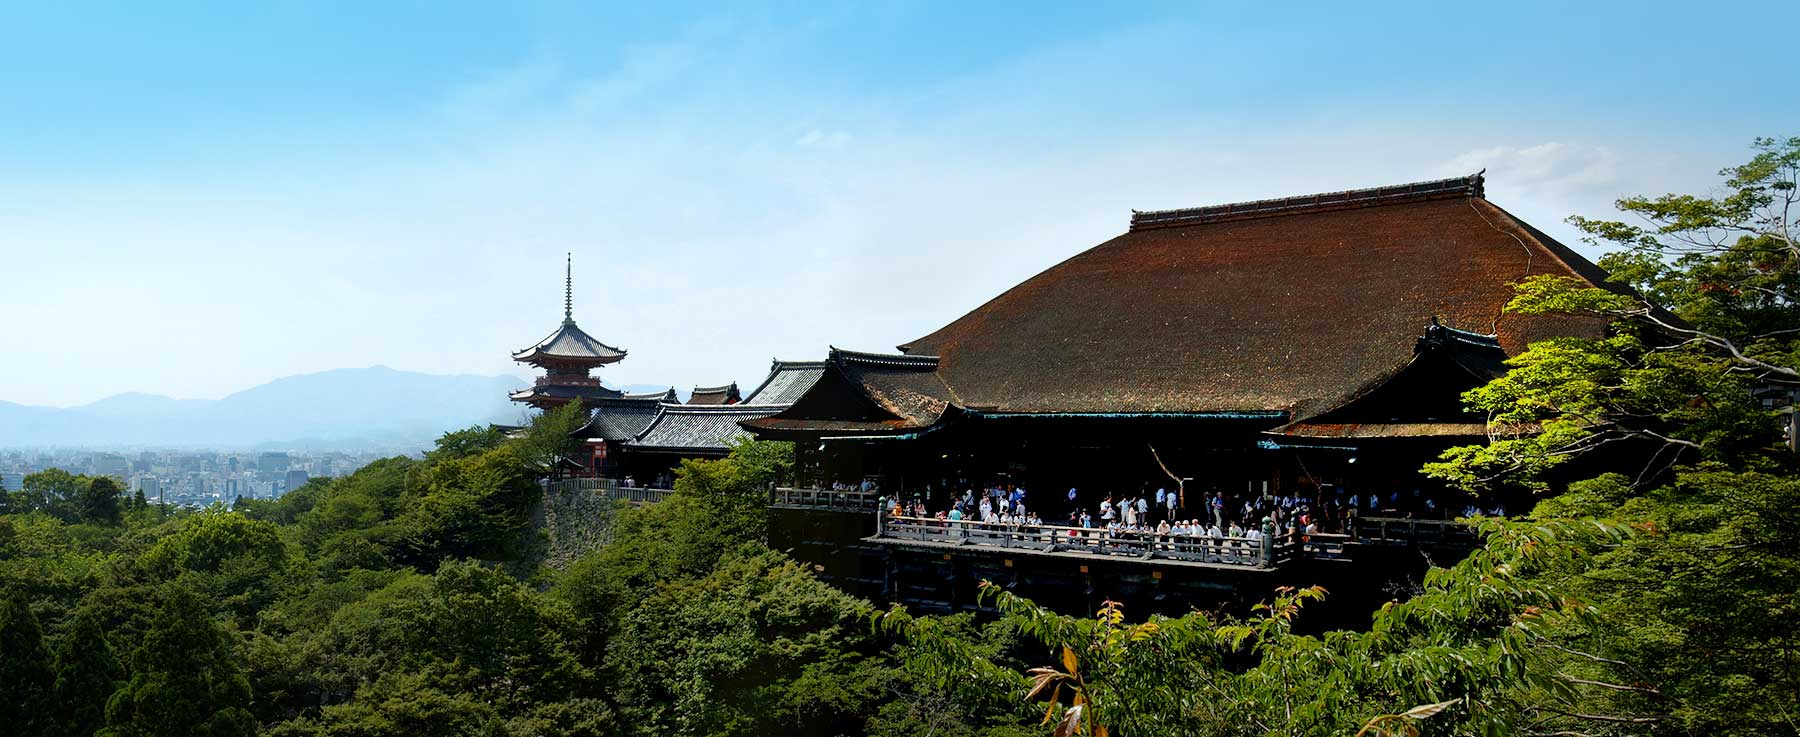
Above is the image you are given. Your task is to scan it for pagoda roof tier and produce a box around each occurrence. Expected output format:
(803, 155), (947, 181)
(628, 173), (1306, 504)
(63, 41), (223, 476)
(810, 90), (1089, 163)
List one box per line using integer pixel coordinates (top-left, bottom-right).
(512, 320), (627, 365)
(509, 383), (624, 403)
(897, 173), (1619, 419)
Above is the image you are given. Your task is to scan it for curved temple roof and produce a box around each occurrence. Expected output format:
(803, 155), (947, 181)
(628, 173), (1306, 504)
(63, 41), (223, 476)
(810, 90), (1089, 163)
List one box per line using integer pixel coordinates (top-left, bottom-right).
(687, 382), (742, 405)
(627, 403), (784, 453)
(512, 254), (628, 365)
(512, 320), (627, 364)
(896, 173), (1612, 419)
(743, 360), (828, 405)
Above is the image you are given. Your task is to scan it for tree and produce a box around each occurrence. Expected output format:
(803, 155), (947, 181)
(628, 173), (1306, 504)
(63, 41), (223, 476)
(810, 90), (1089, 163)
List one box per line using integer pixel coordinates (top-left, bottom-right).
(103, 585), (256, 737)
(512, 401), (590, 468)
(1427, 137), (1798, 489)
(0, 591), (56, 737)
(604, 548), (885, 737)
(289, 561), (592, 732)
(79, 477), (124, 525)
(403, 445), (542, 563)
(15, 468), (87, 519)
(881, 516), (1621, 737)
(425, 424), (508, 463)
(54, 608), (123, 737)
(1422, 137), (1800, 735)
(137, 507), (296, 624)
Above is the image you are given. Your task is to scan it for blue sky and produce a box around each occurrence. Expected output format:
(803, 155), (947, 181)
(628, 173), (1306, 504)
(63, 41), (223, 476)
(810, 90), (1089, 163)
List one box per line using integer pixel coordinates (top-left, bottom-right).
(2, 1), (1794, 406)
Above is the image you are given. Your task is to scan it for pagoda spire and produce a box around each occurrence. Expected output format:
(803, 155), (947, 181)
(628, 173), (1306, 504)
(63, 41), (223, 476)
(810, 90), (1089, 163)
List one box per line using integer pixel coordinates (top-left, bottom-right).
(564, 252), (574, 325)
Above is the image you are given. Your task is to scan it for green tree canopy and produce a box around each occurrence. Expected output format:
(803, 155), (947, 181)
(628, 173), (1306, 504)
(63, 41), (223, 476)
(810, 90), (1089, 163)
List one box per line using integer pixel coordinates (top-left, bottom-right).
(103, 585), (256, 737)
(54, 607), (124, 737)
(0, 591), (56, 737)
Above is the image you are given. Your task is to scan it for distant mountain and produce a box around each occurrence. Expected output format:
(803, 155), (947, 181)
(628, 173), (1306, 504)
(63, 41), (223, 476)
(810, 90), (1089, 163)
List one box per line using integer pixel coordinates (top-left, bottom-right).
(0, 367), (536, 452)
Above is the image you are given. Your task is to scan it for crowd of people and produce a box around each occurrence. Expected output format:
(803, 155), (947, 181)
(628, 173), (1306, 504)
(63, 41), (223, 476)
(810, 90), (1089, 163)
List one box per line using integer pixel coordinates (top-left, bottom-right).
(880, 480), (1511, 548)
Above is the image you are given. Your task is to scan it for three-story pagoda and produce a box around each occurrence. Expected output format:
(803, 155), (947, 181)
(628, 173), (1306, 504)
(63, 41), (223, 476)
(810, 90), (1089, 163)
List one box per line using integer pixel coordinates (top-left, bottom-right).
(510, 255), (629, 409)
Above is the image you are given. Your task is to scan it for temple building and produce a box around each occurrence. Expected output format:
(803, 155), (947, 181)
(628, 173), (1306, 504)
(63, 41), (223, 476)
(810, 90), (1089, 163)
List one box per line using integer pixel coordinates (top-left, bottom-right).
(597, 360), (826, 483)
(510, 255), (632, 410)
(507, 257), (834, 481)
(687, 382), (742, 405)
(743, 173), (1621, 518)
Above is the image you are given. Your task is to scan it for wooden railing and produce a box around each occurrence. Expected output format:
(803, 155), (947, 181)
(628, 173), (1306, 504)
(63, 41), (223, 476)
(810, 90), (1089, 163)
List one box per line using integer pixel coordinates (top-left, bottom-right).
(1353, 516), (1476, 546)
(875, 515), (1302, 568)
(552, 478), (675, 505)
(770, 486), (883, 512)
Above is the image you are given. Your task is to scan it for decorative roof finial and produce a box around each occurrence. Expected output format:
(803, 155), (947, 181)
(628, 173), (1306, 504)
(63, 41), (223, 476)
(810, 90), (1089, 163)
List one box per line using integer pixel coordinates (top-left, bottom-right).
(564, 252), (574, 324)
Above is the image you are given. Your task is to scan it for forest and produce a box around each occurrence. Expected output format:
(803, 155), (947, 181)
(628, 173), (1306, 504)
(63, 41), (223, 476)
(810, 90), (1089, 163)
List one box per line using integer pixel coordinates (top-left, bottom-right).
(2, 139), (1797, 737)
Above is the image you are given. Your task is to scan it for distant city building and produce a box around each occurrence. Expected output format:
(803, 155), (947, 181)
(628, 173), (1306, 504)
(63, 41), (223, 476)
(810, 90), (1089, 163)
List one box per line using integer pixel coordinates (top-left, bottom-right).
(0, 472), (22, 492)
(283, 469), (309, 493)
(258, 451), (290, 475)
(91, 453), (129, 478)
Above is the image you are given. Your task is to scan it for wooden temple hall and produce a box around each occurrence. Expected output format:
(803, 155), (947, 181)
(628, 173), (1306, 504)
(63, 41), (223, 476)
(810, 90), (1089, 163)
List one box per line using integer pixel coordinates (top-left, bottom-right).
(739, 173), (1614, 522)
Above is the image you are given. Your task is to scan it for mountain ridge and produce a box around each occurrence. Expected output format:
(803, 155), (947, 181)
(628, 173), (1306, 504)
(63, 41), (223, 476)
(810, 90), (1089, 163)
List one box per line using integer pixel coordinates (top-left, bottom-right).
(0, 367), (534, 451)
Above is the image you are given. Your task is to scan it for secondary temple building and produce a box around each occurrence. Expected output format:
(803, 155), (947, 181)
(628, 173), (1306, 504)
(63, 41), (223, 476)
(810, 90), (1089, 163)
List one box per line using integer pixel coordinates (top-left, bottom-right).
(508, 259), (827, 482)
(741, 173), (1616, 520)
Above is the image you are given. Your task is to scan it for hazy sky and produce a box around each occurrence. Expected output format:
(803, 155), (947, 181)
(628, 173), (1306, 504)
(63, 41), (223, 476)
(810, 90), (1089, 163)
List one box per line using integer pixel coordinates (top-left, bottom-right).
(2, 2), (1794, 407)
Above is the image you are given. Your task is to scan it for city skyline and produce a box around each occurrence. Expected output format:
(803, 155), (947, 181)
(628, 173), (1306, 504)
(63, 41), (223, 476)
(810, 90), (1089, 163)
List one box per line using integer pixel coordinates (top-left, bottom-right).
(4, 2), (1797, 407)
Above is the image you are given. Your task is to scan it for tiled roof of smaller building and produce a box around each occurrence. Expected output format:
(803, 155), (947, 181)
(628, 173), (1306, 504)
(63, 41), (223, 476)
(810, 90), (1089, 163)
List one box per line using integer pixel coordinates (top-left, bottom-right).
(623, 387), (679, 401)
(626, 404), (784, 453)
(687, 382), (741, 405)
(740, 348), (958, 436)
(742, 360), (827, 405)
(1269, 318), (1514, 438)
(572, 397), (668, 442)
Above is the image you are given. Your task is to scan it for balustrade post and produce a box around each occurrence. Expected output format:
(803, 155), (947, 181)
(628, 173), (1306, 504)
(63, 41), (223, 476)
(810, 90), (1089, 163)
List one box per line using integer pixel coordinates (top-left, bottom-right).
(1259, 516), (1276, 568)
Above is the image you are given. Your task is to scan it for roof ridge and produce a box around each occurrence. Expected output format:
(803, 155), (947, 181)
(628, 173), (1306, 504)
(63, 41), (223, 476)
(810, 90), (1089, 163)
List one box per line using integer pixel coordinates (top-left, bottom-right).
(659, 403), (783, 413)
(692, 382), (739, 392)
(1129, 172), (1485, 231)
(830, 346), (940, 368)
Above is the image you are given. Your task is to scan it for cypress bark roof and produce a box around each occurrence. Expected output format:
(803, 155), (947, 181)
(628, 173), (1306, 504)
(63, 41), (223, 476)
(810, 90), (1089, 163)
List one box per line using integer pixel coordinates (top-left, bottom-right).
(1269, 319), (1512, 438)
(741, 348), (959, 436)
(897, 174), (1611, 419)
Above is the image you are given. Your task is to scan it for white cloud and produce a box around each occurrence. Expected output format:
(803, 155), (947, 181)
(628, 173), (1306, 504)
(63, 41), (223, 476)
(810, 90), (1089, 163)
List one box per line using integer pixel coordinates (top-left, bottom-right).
(1441, 142), (1623, 200)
